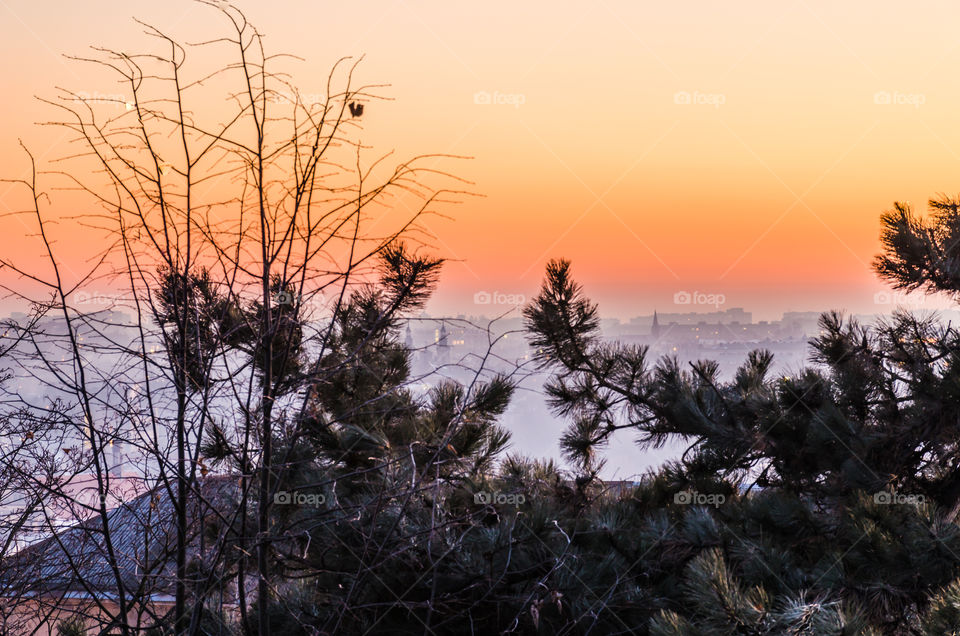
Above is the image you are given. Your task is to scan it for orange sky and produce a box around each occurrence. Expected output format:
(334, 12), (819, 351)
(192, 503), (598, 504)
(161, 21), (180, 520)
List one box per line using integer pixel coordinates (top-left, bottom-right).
(2, 1), (959, 320)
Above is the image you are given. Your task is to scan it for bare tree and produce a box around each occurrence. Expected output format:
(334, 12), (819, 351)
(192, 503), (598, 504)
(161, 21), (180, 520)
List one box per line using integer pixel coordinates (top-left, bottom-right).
(0, 3), (485, 634)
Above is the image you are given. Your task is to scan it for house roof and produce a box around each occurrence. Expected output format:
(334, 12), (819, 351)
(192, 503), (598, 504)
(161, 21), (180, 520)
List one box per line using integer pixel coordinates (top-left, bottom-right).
(0, 474), (242, 601)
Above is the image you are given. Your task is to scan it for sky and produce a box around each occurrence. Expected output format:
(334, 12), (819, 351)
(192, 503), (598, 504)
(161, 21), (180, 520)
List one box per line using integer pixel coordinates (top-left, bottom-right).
(1, 1), (959, 320)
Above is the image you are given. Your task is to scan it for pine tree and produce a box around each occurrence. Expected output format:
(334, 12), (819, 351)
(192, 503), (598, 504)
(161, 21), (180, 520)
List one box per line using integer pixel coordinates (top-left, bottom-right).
(516, 194), (960, 634)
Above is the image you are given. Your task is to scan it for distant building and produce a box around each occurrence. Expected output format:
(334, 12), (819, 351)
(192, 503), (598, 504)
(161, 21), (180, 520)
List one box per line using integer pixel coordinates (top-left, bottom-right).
(631, 307), (752, 327)
(438, 324), (449, 348)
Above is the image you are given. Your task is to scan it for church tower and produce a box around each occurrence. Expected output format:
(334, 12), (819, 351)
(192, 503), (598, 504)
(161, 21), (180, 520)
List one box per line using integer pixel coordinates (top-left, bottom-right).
(438, 324), (449, 348)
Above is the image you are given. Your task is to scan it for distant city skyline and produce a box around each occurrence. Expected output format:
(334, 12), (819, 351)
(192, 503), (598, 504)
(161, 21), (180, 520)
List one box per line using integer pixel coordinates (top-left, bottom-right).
(392, 301), (960, 478)
(3, 287), (960, 481)
(424, 284), (958, 324)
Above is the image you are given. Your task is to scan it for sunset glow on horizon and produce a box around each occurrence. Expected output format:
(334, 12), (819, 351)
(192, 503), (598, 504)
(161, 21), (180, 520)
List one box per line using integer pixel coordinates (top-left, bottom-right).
(3, 1), (960, 320)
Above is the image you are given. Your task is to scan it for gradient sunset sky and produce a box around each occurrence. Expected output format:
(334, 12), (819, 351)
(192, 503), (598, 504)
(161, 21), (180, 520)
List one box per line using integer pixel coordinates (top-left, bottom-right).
(2, 1), (959, 320)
